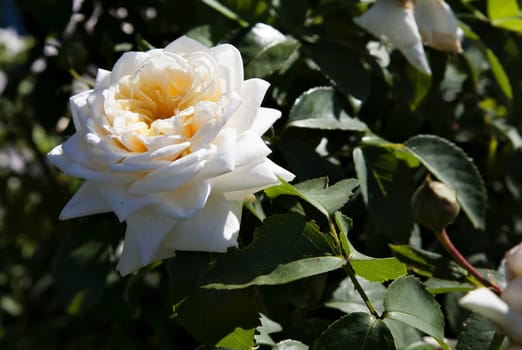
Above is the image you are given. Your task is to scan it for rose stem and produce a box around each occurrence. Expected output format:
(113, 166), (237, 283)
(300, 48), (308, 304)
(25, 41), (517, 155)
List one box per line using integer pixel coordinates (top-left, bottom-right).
(435, 228), (502, 294)
(327, 215), (380, 318)
(343, 263), (380, 318)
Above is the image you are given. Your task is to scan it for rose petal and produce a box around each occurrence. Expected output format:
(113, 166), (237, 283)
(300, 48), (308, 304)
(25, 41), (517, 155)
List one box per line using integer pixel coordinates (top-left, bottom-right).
(353, 0), (431, 75)
(211, 43), (244, 92)
(93, 68), (111, 90)
(197, 128), (236, 179)
(62, 133), (93, 168)
(128, 149), (208, 194)
(116, 207), (177, 275)
(158, 181), (211, 219)
(414, 0), (462, 53)
(59, 181), (112, 220)
(251, 107), (281, 137)
(110, 50), (159, 83)
(48, 143), (73, 173)
(212, 158), (293, 195)
(64, 162), (134, 184)
(235, 131), (271, 167)
(459, 288), (522, 344)
(164, 35), (210, 55)
(225, 78), (270, 133)
(98, 184), (160, 221)
(70, 91), (91, 132)
(162, 195), (242, 252)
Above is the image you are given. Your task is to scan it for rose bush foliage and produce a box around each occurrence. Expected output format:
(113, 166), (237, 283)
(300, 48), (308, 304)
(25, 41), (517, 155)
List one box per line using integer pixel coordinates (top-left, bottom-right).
(3, 0), (522, 349)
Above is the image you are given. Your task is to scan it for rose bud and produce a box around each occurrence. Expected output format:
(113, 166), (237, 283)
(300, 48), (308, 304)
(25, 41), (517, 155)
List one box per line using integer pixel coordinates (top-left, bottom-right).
(412, 178), (460, 231)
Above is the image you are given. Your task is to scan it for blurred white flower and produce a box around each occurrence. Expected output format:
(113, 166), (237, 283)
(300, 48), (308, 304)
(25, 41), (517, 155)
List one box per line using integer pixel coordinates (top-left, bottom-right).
(0, 27), (25, 57)
(459, 241), (522, 346)
(414, 0), (462, 53)
(459, 288), (522, 345)
(354, 0), (462, 75)
(505, 241), (522, 281)
(48, 36), (294, 275)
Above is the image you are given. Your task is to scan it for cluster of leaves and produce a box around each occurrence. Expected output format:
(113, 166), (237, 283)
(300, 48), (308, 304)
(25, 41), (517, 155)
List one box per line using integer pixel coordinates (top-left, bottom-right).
(2, 0), (522, 349)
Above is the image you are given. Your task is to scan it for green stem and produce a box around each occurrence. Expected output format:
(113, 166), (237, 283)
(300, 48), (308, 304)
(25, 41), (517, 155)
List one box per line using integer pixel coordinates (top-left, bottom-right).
(343, 263), (380, 318)
(327, 215), (378, 318)
(435, 228), (502, 294)
(327, 215), (341, 254)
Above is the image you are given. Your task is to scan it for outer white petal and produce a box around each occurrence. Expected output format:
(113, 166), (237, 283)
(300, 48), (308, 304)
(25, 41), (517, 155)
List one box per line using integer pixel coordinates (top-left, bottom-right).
(63, 162), (135, 184)
(61, 133), (93, 168)
(459, 288), (522, 344)
(164, 35), (210, 55)
(251, 107), (281, 137)
(197, 128), (236, 179)
(210, 43), (244, 92)
(414, 0), (462, 53)
(225, 78), (270, 133)
(354, 0), (431, 75)
(116, 207), (177, 275)
(502, 276), (522, 315)
(98, 185), (160, 221)
(223, 159), (294, 200)
(70, 91), (91, 132)
(213, 158), (294, 196)
(59, 182), (112, 219)
(93, 68), (111, 90)
(506, 241), (522, 281)
(128, 149), (208, 194)
(158, 181), (211, 219)
(235, 131), (272, 167)
(48, 143), (74, 173)
(110, 51), (157, 83)
(162, 195), (242, 252)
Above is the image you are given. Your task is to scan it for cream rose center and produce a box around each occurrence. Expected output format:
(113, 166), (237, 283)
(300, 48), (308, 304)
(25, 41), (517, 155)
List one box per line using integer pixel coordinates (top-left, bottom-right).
(106, 53), (223, 154)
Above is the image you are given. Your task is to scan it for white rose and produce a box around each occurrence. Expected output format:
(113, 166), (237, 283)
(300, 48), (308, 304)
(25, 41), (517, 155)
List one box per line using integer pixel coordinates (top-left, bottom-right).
(414, 0), (462, 53)
(48, 36), (294, 275)
(505, 241), (522, 281)
(459, 288), (522, 345)
(354, 0), (431, 75)
(353, 0), (462, 75)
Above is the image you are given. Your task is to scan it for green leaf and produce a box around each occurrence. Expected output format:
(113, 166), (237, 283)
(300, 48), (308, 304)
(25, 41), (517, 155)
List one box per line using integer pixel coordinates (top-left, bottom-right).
(461, 23), (513, 99)
(405, 63), (432, 110)
(424, 278), (474, 295)
(456, 314), (502, 350)
(306, 41), (372, 101)
(325, 275), (386, 315)
(487, 0), (519, 21)
(287, 87), (367, 131)
(353, 146), (416, 242)
(404, 135), (487, 230)
(244, 36), (300, 79)
(484, 48), (513, 100)
(235, 23), (299, 79)
(216, 327), (256, 349)
(265, 177), (358, 217)
(201, 0), (269, 26)
(335, 212), (407, 282)
(389, 244), (468, 280)
(313, 312), (396, 350)
(203, 214), (344, 289)
(384, 276), (447, 350)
